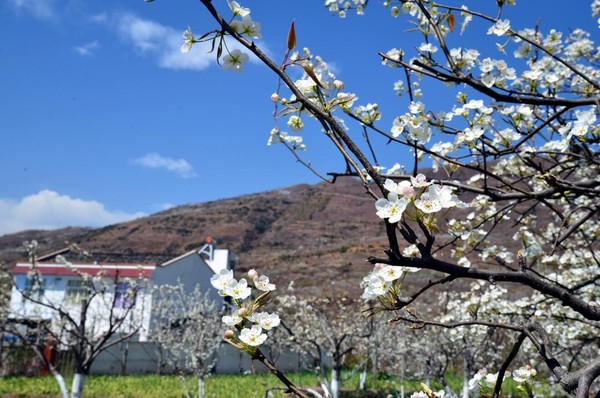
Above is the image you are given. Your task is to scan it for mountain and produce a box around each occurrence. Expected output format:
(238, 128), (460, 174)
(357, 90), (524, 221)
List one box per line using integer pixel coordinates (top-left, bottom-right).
(0, 177), (390, 297)
(0, 171), (529, 299)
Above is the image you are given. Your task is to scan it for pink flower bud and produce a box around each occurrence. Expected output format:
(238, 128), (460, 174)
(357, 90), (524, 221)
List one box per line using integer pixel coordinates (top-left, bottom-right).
(271, 93), (279, 102)
(374, 263), (385, 270)
(333, 80), (344, 90)
(248, 269), (258, 279)
(224, 330), (235, 339)
(238, 307), (248, 317)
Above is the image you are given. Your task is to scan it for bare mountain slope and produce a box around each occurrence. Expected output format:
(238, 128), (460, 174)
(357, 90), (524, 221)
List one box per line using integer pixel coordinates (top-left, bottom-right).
(0, 178), (386, 297)
(0, 173), (531, 298)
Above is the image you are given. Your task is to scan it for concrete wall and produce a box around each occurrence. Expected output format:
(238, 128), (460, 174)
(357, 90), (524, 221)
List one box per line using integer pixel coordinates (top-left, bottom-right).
(91, 342), (302, 375)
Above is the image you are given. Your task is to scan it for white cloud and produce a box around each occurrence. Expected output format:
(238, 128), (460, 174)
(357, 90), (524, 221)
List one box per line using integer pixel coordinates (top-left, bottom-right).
(8, 0), (58, 20)
(116, 14), (214, 71)
(74, 40), (100, 56)
(89, 13), (108, 24)
(158, 203), (176, 211)
(0, 190), (146, 236)
(132, 153), (196, 178)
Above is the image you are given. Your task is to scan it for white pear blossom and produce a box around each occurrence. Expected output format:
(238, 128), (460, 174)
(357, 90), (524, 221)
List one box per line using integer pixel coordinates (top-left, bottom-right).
(287, 115), (304, 132)
(180, 27), (195, 53)
(487, 19), (511, 36)
(227, 0), (250, 17)
(512, 365), (536, 383)
(410, 173), (432, 187)
(222, 49), (250, 73)
(239, 325), (268, 346)
(210, 269), (234, 292)
(463, 124), (485, 142)
(418, 43), (438, 53)
(468, 368), (487, 390)
(222, 313), (243, 326)
(375, 193), (409, 223)
(414, 190), (442, 213)
(361, 273), (391, 299)
(377, 265), (405, 281)
(408, 101), (425, 114)
(384, 178), (415, 198)
(253, 275), (276, 291)
(482, 372), (499, 388)
(224, 278), (252, 299)
(294, 78), (317, 95)
(248, 312), (281, 330)
(230, 15), (262, 39)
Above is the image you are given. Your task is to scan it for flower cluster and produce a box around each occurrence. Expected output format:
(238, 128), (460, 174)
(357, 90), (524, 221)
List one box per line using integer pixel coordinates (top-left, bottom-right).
(375, 174), (467, 226)
(211, 269), (280, 350)
(361, 262), (420, 300)
(324, 0), (366, 18)
(468, 365), (536, 393)
(268, 46), (358, 152)
(391, 101), (432, 144)
(179, 1), (259, 73)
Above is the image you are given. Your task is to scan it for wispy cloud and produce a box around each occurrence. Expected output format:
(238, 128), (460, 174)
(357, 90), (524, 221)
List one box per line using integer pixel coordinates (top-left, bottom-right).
(89, 13), (108, 24)
(116, 14), (215, 71)
(132, 153), (196, 178)
(74, 40), (100, 57)
(8, 0), (58, 20)
(0, 190), (146, 236)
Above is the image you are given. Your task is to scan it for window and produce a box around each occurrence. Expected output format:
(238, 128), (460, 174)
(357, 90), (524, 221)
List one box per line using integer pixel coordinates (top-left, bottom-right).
(114, 282), (136, 309)
(23, 275), (46, 301)
(65, 279), (90, 305)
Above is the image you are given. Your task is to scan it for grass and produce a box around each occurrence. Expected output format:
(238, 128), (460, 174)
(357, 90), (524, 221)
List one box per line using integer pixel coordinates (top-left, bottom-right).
(1, 373), (316, 398)
(0, 370), (563, 397)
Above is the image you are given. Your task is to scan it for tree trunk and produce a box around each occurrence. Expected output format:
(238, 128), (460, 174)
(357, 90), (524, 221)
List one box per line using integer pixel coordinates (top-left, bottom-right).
(49, 367), (69, 398)
(319, 380), (331, 398)
(462, 352), (470, 398)
(198, 375), (205, 398)
(155, 344), (166, 375)
(70, 373), (87, 398)
(120, 340), (130, 376)
(359, 367), (367, 390)
(330, 367), (341, 398)
(400, 356), (405, 398)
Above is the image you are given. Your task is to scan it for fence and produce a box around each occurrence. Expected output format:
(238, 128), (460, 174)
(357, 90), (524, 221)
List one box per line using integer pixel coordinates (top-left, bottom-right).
(0, 341), (302, 376)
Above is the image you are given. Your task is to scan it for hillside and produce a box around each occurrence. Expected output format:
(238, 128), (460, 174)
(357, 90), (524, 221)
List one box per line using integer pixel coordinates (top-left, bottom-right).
(0, 173), (526, 299)
(0, 177), (390, 297)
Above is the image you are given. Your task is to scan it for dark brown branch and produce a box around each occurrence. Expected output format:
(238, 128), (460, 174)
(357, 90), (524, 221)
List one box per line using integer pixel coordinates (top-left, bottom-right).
(369, 255), (600, 321)
(492, 333), (526, 398)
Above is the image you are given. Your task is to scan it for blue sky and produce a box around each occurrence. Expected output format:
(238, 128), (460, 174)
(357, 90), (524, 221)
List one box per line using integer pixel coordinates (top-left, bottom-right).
(1, 0), (597, 235)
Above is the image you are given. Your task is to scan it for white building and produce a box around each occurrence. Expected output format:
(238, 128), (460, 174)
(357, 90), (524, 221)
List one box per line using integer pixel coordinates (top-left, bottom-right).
(6, 239), (235, 374)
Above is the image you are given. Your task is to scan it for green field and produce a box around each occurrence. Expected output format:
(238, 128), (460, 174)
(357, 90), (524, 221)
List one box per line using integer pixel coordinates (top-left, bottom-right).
(0, 371), (438, 398)
(0, 371), (557, 397)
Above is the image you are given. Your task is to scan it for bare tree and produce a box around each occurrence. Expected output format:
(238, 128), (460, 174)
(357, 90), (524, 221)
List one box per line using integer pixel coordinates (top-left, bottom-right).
(3, 241), (149, 398)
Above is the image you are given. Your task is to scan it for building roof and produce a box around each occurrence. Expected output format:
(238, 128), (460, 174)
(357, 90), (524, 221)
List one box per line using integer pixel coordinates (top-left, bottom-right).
(37, 248), (174, 265)
(10, 240), (231, 280)
(9, 262), (156, 279)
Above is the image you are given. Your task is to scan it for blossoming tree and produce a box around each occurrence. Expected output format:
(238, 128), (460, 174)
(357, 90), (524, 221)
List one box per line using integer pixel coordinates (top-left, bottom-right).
(150, 284), (222, 398)
(150, 0), (600, 396)
(275, 293), (370, 398)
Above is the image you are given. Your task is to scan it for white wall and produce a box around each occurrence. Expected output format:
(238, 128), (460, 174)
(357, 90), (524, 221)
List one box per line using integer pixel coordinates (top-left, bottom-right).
(9, 274), (153, 343)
